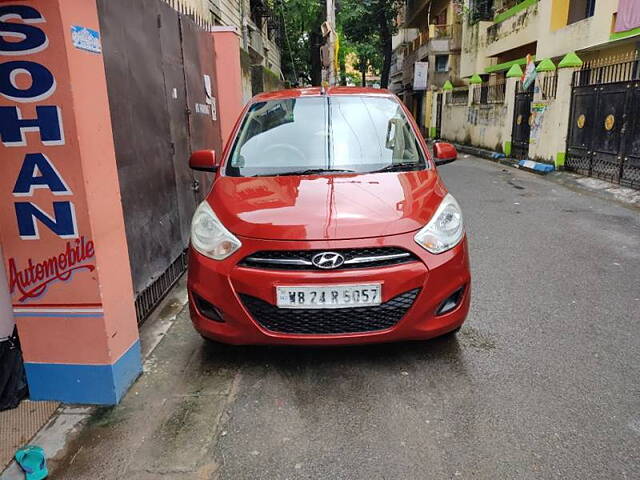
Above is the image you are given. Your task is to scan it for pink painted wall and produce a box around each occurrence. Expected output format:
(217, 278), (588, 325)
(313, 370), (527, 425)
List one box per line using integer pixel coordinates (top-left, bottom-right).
(0, 0), (138, 365)
(0, 245), (14, 339)
(212, 27), (244, 149)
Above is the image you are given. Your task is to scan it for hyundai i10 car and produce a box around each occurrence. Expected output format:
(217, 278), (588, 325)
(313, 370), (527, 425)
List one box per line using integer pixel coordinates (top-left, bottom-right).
(187, 87), (470, 346)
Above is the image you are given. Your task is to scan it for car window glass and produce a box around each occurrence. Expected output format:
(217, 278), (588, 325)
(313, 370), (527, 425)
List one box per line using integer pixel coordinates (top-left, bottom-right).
(330, 96), (422, 169)
(228, 98), (327, 176)
(226, 95), (425, 177)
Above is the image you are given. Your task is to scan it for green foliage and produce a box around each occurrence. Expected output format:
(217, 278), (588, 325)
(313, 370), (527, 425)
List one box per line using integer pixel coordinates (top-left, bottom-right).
(337, 0), (403, 87)
(275, 0), (324, 85)
(275, 0), (402, 87)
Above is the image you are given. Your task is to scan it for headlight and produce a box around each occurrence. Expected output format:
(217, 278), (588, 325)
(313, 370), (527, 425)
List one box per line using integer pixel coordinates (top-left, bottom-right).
(414, 193), (464, 254)
(191, 201), (241, 260)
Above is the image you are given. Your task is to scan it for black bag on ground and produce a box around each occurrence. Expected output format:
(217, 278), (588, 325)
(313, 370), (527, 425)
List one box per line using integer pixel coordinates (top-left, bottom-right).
(0, 326), (28, 411)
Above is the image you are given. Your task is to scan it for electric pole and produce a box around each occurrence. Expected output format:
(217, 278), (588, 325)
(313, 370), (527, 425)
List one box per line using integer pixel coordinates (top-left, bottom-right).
(321, 0), (337, 86)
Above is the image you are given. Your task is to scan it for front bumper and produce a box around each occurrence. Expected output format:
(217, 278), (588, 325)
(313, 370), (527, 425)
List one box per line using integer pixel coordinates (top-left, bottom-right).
(187, 231), (471, 345)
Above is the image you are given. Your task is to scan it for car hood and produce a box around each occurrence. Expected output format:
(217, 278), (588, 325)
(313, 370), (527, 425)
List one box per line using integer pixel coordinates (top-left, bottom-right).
(210, 170), (447, 241)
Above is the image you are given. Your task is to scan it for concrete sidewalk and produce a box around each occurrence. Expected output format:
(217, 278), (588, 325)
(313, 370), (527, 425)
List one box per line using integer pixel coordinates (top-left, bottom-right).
(1, 278), (214, 480)
(46, 305), (235, 479)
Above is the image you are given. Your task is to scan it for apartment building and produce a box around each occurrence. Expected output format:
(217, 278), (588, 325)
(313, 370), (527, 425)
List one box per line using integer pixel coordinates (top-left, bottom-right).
(390, 0), (465, 133)
(435, 0), (639, 188)
(176, 0), (283, 99)
(462, 0), (639, 80)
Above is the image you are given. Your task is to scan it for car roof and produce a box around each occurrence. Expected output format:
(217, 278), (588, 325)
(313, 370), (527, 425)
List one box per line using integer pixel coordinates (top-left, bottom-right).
(250, 86), (395, 103)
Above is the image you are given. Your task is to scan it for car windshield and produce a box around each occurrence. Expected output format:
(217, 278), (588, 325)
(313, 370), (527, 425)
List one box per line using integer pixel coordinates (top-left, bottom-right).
(226, 95), (427, 177)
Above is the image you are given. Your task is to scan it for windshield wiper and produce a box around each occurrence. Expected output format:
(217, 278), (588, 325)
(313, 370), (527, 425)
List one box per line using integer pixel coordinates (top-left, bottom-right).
(373, 162), (421, 173)
(275, 168), (356, 176)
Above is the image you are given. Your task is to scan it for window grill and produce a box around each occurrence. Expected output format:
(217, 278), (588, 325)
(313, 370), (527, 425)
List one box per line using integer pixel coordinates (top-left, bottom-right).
(449, 87), (469, 105)
(468, 0), (494, 24)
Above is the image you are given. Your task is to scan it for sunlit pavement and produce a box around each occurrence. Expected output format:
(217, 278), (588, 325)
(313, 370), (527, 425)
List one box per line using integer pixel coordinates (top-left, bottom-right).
(48, 156), (640, 479)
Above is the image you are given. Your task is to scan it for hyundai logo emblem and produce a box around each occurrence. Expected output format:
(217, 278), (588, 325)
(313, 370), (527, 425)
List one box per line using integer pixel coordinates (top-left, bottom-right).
(311, 252), (345, 269)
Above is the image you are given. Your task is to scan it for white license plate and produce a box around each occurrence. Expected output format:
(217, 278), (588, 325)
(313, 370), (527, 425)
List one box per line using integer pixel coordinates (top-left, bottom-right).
(276, 284), (382, 309)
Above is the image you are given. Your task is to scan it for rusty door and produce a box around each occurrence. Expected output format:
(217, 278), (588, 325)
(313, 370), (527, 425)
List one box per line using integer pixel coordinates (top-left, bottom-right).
(158, 2), (198, 248)
(98, 0), (222, 321)
(180, 18), (222, 198)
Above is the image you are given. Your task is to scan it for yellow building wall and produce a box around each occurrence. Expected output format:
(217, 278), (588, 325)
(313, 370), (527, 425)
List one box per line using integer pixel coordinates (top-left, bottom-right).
(550, 0), (570, 31)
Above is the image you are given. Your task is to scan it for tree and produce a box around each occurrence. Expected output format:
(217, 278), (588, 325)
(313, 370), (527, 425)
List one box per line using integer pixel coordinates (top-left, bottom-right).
(274, 0), (324, 86)
(337, 0), (402, 88)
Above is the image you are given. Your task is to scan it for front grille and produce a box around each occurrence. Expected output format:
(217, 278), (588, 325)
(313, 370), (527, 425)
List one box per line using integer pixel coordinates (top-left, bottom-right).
(240, 289), (420, 335)
(239, 247), (419, 271)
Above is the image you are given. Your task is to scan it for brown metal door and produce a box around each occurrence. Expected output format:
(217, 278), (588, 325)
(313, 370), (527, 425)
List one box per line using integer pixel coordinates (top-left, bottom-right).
(180, 18), (222, 199)
(98, 0), (184, 296)
(158, 2), (197, 247)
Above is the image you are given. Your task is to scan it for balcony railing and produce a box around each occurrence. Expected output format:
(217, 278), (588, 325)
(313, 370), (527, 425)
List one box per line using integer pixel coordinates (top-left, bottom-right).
(468, 0), (494, 24)
(431, 24), (461, 39)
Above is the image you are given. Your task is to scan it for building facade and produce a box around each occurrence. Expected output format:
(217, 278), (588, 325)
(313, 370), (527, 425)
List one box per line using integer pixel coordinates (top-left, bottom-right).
(390, 0), (465, 134)
(431, 0), (639, 188)
(174, 0), (283, 100)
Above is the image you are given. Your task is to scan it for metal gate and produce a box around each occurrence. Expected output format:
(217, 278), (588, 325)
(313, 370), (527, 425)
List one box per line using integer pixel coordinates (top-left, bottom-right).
(435, 92), (443, 139)
(566, 55), (640, 188)
(511, 81), (533, 159)
(98, 0), (222, 322)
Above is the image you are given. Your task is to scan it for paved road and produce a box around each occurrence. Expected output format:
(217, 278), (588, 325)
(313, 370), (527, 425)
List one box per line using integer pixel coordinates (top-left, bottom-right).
(49, 157), (640, 480)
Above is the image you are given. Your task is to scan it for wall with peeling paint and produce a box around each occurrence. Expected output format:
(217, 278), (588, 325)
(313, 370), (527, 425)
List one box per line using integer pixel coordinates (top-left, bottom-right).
(441, 101), (509, 152)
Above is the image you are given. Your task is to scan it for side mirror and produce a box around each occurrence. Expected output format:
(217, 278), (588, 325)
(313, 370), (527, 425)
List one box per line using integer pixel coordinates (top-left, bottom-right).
(433, 142), (457, 166)
(189, 150), (218, 172)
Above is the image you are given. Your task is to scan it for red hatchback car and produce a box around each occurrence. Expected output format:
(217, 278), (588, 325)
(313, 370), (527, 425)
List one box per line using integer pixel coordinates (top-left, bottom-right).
(187, 87), (470, 346)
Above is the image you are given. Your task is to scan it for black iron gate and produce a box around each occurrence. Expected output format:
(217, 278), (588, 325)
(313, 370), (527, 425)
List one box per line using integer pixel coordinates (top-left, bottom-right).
(511, 81), (533, 159)
(98, 0), (222, 322)
(566, 56), (640, 188)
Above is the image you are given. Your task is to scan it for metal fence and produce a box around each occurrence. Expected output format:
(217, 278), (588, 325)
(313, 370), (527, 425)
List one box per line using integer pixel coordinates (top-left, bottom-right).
(565, 52), (640, 189)
(540, 73), (558, 100)
(449, 88), (469, 105)
(473, 80), (506, 104)
(573, 51), (640, 87)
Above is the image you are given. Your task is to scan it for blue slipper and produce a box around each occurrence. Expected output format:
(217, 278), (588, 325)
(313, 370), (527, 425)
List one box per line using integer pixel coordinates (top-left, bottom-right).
(15, 445), (48, 480)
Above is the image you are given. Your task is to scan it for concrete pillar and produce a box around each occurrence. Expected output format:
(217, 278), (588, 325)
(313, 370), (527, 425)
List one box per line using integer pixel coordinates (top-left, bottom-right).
(423, 90), (433, 135)
(502, 64), (524, 157)
(502, 77), (519, 157)
(0, 0), (141, 404)
(212, 27), (244, 148)
(553, 63), (581, 168)
(429, 90), (440, 139)
(468, 84), (477, 107)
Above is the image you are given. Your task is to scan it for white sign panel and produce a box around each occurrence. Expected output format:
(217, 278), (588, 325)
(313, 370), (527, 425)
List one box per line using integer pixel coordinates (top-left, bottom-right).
(413, 62), (429, 90)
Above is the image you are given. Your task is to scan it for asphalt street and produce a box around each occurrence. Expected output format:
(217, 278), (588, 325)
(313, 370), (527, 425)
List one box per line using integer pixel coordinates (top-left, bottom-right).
(48, 157), (640, 480)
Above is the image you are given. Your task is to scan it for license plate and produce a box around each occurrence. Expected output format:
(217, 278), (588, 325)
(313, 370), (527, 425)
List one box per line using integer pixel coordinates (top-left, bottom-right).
(276, 284), (382, 309)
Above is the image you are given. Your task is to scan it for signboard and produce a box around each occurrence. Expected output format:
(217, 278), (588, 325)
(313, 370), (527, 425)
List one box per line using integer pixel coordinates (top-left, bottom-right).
(0, 4), (102, 313)
(413, 62), (428, 91)
(530, 102), (546, 145)
(71, 25), (102, 54)
(522, 54), (537, 90)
